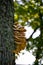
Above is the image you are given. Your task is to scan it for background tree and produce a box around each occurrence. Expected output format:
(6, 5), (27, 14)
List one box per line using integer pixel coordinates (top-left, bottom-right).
(0, 0), (15, 65)
(14, 0), (43, 65)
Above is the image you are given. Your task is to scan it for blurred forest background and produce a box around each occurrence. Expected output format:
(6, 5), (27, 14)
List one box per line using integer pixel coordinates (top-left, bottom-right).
(14, 0), (43, 65)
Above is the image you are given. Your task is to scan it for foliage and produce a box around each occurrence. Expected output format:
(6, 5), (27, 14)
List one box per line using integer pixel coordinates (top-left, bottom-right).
(14, 0), (43, 65)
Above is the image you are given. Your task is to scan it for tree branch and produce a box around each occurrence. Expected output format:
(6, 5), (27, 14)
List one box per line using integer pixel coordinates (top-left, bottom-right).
(26, 26), (39, 41)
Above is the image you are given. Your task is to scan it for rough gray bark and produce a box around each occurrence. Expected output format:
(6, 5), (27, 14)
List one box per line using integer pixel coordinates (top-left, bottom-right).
(0, 0), (15, 65)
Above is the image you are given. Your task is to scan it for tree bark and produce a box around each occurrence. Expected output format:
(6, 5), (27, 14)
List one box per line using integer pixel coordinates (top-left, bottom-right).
(0, 0), (15, 65)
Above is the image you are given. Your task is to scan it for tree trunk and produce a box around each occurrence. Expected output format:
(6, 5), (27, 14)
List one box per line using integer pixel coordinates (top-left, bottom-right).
(0, 0), (15, 65)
